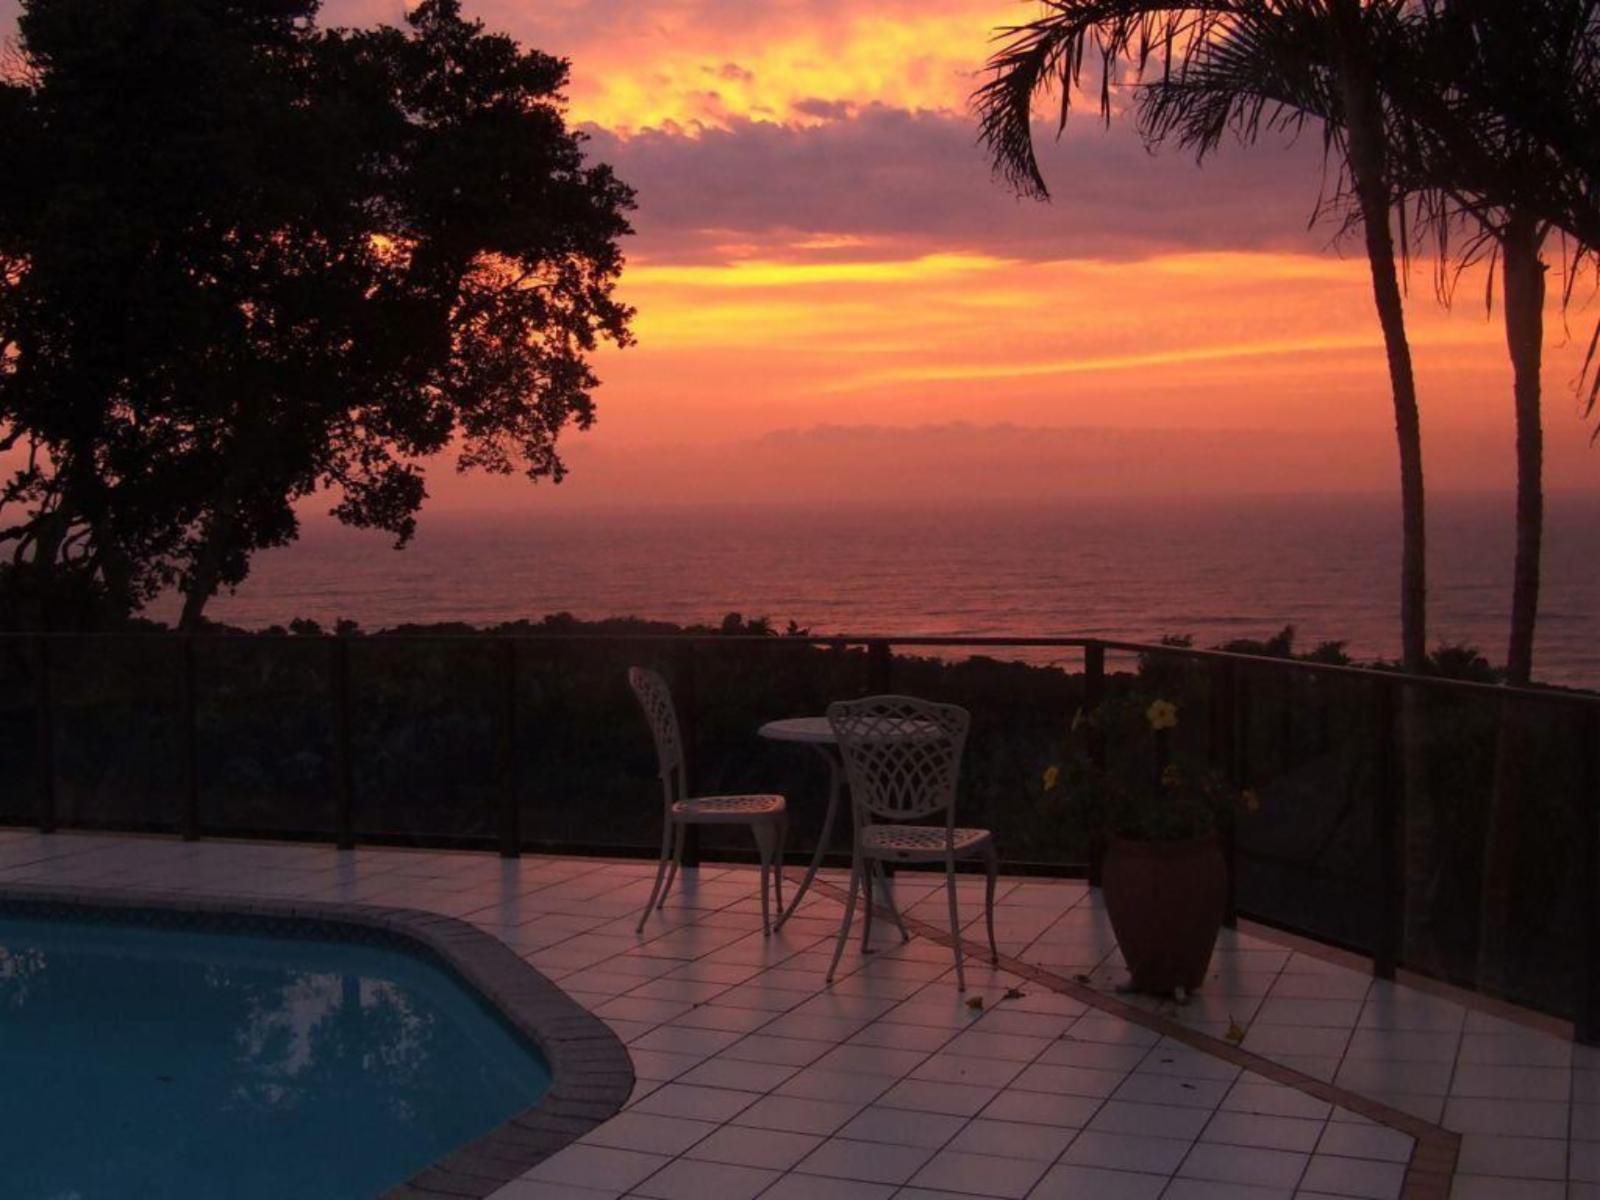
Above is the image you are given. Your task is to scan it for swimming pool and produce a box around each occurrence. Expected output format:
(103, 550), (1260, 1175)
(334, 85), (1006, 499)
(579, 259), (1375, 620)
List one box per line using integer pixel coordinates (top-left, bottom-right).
(0, 910), (555, 1200)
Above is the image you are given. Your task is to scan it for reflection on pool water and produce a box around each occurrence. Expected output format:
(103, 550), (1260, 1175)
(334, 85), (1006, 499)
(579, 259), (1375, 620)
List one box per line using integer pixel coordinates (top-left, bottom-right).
(0, 913), (553, 1200)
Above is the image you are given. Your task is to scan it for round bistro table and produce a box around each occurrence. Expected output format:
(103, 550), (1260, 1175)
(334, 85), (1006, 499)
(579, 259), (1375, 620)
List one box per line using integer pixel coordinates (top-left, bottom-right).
(757, 717), (845, 930)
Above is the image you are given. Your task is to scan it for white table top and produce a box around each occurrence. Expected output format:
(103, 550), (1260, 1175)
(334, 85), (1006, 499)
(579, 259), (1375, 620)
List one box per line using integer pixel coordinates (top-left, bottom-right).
(757, 716), (836, 744)
(757, 715), (945, 744)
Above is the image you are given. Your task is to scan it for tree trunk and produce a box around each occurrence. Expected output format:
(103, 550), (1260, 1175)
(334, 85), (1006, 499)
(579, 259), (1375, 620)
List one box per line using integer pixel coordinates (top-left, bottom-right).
(25, 505), (71, 631)
(1347, 174), (1427, 675)
(1477, 214), (1547, 994)
(1501, 216), (1546, 686)
(1334, 21), (1434, 970)
(179, 420), (261, 632)
(178, 505), (237, 632)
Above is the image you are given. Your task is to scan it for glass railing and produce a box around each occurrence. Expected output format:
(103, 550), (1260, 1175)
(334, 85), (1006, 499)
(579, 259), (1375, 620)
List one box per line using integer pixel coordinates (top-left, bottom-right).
(4, 629), (1597, 1035)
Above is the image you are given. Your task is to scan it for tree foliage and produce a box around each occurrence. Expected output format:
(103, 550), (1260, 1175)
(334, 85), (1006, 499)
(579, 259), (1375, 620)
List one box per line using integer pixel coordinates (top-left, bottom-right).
(0, 0), (634, 629)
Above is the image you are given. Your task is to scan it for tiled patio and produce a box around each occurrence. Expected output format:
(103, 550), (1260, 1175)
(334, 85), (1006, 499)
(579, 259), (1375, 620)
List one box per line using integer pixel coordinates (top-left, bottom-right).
(0, 830), (1590, 1200)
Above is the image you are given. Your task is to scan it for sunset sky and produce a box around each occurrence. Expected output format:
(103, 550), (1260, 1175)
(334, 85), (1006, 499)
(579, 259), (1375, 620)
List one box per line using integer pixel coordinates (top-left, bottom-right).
(5, 0), (1599, 508)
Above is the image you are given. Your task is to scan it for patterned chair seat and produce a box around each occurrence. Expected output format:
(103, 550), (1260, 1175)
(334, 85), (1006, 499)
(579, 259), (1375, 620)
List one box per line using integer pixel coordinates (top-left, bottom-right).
(672, 794), (786, 823)
(860, 824), (993, 860)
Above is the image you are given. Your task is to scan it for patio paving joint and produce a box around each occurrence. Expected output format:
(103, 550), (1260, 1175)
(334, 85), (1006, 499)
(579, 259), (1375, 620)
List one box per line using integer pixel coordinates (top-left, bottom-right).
(806, 873), (1463, 1200)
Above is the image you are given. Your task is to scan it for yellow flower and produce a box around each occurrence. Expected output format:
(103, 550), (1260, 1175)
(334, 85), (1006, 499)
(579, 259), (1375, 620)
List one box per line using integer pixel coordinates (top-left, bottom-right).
(1146, 699), (1179, 731)
(1042, 765), (1060, 791)
(1242, 788), (1261, 813)
(1161, 764), (1183, 788)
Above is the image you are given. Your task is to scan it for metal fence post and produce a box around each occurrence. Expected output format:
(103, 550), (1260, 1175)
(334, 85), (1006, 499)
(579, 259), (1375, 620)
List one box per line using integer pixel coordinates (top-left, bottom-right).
(33, 635), (55, 833)
(180, 637), (200, 841)
(867, 639), (897, 877)
(332, 637), (354, 850)
(1373, 678), (1402, 981)
(675, 639), (701, 868)
(867, 640), (893, 694)
(496, 638), (521, 859)
(1084, 641), (1106, 887)
(1215, 660), (1240, 929)
(1579, 707), (1600, 1043)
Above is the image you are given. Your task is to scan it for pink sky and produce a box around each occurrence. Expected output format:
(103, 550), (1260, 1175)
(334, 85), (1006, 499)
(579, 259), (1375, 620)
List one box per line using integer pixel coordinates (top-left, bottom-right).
(4, 0), (1597, 509)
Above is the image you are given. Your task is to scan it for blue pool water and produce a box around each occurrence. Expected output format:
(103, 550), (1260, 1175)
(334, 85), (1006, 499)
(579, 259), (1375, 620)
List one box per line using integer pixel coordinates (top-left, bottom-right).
(0, 913), (553, 1199)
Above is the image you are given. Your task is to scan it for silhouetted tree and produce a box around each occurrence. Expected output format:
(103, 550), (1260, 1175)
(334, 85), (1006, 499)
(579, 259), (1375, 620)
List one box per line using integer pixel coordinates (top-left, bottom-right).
(0, 0), (634, 630)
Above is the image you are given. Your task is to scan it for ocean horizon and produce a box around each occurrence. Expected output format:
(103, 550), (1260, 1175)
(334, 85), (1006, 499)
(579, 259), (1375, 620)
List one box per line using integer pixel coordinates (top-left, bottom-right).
(176, 490), (1600, 688)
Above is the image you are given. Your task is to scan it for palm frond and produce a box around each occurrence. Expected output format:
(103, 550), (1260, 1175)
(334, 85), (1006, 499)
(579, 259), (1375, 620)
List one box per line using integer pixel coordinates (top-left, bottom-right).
(973, 1), (1249, 199)
(1394, 1), (1600, 412)
(1138, 9), (1330, 160)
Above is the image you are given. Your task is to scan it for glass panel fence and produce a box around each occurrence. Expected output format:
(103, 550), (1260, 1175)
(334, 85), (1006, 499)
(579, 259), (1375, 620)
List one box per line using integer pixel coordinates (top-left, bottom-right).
(0, 638), (41, 826)
(197, 635), (335, 837)
(47, 636), (184, 833)
(347, 637), (496, 844)
(1231, 663), (1381, 957)
(3, 632), (1594, 1026)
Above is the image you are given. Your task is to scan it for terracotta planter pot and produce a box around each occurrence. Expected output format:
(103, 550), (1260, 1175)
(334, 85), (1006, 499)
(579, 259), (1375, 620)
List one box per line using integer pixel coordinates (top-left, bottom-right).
(1102, 834), (1227, 995)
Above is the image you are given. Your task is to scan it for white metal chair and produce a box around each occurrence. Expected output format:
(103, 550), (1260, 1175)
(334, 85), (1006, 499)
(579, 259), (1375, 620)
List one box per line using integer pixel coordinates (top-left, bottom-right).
(826, 694), (999, 990)
(628, 667), (788, 935)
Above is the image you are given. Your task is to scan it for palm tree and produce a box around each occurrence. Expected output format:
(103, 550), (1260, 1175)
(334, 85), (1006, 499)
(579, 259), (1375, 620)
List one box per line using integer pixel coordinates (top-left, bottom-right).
(1400, 0), (1600, 685)
(1392, 0), (1600, 992)
(1130, 2), (1600, 989)
(975, 0), (1443, 959)
(976, 3), (1429, 678)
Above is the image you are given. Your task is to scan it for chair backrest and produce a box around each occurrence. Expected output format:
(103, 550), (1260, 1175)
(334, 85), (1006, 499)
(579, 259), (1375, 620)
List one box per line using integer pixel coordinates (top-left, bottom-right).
(628, 666), (686, 805)
(827, 694), (969, 825)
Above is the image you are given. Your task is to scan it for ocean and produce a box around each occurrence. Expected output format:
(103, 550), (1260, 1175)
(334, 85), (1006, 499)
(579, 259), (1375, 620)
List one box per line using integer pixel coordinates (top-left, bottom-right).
(186, 491), (1600, 688)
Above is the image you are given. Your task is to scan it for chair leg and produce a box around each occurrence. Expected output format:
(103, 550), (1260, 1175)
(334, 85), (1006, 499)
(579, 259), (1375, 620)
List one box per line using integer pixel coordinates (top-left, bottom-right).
(983, 843), (1001, 965)
(773, 815), (788, 916)
(753, 821), (775, 936)
(827, 852), (863, 985)
(660, 823), (685, 911)
(874, 861), (911, 945)
(945, 853), (965, 992)
(638, 821), (674, 934)
(860, 856), (875, 953)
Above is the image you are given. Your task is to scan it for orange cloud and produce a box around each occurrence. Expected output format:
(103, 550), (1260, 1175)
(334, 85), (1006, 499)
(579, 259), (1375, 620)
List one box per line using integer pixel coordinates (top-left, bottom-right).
(323, 0), (1017, 132)
(553, 2), (1016, 133)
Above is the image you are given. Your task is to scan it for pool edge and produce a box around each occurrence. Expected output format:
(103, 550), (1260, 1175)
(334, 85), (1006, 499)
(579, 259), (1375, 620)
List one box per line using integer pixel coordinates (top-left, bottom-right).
(0, 882), (634, 1200)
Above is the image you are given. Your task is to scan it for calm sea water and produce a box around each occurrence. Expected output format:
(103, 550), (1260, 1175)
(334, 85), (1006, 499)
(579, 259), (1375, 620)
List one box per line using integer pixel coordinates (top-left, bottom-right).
(191, 492), (1600, 687)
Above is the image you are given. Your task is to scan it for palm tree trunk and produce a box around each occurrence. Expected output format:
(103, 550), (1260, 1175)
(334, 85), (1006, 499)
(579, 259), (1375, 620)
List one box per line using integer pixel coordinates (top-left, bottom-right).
(1476, 213), (1547, 994)
(1350, 188), (1427, 675)
(1335, 28), (1434, 969)
(1501, 215), (1545, 686)
(1335, 66), (1427, 671)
